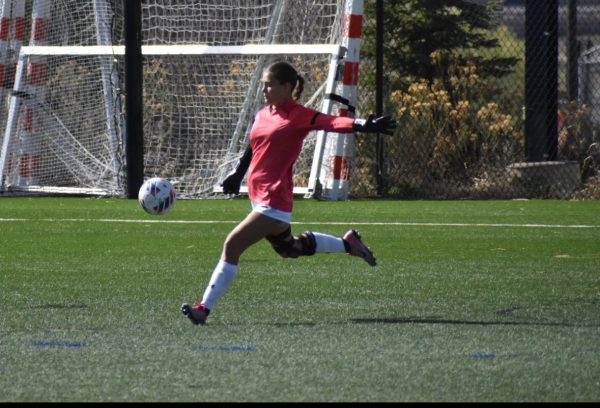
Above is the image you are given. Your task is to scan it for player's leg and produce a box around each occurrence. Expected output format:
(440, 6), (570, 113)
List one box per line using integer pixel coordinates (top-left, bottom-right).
(266, 228), (376, 266)
(220, 210), (289, 265)
(182, 211), (289, 325)
(311, 230), (377, 266)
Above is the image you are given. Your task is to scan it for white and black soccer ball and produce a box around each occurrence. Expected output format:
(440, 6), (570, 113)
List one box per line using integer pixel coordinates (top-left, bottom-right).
(138, 177), (176, 215)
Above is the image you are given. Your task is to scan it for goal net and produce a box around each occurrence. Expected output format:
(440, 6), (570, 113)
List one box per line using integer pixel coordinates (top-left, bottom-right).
(0, 0), (355, 198)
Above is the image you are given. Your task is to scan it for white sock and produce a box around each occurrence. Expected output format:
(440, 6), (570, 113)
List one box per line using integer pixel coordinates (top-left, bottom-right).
(200, 260), (238, 310)
(313, 232), (346, 253)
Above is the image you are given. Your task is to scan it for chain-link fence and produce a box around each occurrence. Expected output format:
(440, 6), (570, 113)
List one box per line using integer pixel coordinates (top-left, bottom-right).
(351, 0), (600, 200)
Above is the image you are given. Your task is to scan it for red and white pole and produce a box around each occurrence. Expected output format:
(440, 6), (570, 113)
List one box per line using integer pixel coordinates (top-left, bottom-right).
(0, 0), (27, 186)
(320, 0), (363, 201)
(0, 0), (12, 93)
(11, 0), (25, 74)
(0, 0), (25, 182)
(18, 0), (49, 185)
(0, 0), (11, 181)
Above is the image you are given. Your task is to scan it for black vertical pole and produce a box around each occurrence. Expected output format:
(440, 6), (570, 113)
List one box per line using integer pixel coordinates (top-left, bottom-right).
(124, 0), (144, 198)
(375, 0), (384, 195)
(567, 0), (578, 102)
(525, 0), (558, 162)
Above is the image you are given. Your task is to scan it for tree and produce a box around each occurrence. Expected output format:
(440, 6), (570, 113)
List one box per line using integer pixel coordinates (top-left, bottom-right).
(353, 0), (524, 198)
(362, 0), (519, 91)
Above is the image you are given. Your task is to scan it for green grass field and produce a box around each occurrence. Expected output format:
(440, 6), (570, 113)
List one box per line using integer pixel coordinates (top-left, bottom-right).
(1, 196), (599, 402)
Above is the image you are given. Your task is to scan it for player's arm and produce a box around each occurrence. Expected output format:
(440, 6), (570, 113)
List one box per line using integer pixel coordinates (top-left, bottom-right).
(308, 110), (396, 136)
(221, 144), (252, 195)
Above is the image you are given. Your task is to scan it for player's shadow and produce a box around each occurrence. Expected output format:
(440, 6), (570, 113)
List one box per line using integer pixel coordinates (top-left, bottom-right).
(263, 313), (600, 328)
(349, 317), (599, 328)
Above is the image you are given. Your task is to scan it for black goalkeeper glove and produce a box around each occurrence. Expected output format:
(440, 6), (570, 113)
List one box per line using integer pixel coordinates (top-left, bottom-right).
(222, 171), (243, 195)
(353, 115), (396, 135)
(221, 144), (252, 195)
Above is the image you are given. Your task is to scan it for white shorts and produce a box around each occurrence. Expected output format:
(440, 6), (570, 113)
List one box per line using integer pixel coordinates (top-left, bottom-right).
(251, 201), (292, 224)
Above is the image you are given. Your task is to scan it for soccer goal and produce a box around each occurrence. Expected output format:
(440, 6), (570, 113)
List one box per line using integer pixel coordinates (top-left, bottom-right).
(0, 0), (363, 200)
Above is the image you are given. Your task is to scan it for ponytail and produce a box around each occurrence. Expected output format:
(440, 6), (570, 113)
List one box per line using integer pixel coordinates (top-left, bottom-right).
(292, 74), (304, 100)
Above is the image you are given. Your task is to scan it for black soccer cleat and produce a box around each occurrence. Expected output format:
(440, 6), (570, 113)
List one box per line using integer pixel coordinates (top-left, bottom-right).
(181, 303), (210, 325)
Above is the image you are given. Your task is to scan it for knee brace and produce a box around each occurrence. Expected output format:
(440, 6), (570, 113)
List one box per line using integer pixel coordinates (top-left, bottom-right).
(265, 227), (316, 258)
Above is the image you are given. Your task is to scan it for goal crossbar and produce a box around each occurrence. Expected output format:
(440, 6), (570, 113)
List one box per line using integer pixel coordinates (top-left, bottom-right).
(20, 44), (344, 57)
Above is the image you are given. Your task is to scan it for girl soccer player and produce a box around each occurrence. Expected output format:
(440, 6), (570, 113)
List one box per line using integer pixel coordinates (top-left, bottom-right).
(182, 61), (395, 325)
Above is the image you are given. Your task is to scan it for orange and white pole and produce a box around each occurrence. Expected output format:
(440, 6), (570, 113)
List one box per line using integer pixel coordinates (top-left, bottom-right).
(18, 0), (49, 185)
(320, 0), (363, 201)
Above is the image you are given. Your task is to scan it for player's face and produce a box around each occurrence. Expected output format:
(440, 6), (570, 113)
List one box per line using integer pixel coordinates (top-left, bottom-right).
(261, 71), (293, 107)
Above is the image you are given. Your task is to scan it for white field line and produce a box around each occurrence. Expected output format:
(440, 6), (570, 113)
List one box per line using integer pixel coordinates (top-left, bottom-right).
(0, 218), (599, 229)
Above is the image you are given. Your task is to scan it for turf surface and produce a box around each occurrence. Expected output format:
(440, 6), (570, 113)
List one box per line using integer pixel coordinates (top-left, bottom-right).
(1, 197), (599, 401)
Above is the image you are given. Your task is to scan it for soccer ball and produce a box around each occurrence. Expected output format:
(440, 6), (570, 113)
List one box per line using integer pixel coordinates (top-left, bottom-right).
(138, 177), (176, 215)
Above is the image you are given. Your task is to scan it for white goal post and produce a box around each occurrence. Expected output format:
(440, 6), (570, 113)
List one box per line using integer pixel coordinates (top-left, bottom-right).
(0, 0), (364, 200)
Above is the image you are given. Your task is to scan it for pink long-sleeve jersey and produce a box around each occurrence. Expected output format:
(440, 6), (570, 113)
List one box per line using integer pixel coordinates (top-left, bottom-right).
(248, 98), (355, 213)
